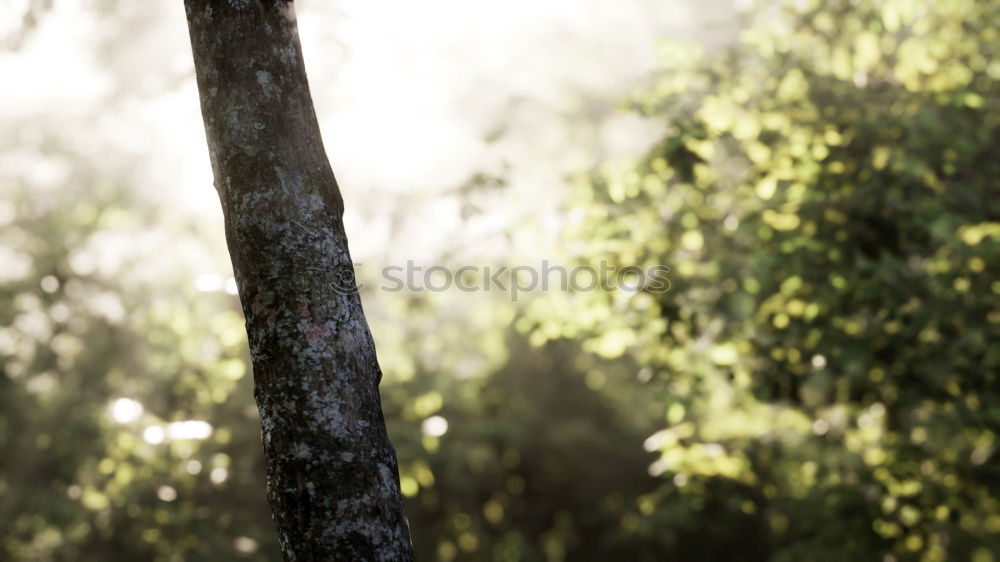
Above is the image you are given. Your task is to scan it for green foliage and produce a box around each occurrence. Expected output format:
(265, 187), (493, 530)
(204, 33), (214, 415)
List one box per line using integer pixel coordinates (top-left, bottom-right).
(526, 0), (1000, 559)
(386, 337), (664, 561)
(0, 163), (277, 558)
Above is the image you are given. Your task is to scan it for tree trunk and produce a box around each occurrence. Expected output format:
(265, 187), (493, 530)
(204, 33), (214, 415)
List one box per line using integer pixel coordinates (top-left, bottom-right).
(183, 2), (413, 559)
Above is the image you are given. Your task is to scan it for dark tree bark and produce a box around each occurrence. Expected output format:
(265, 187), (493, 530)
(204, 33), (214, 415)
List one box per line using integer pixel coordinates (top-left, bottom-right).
(183, 2), (413, 559)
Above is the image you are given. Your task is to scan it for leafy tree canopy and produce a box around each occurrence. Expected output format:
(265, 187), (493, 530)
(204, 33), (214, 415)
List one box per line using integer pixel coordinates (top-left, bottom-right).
(524, 0), (1000, 559)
